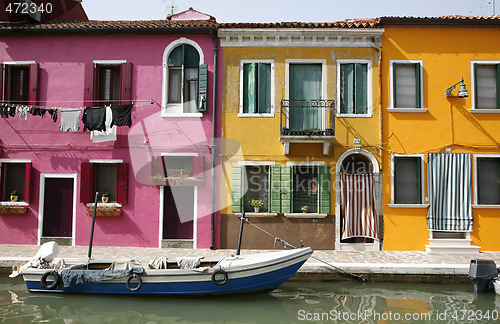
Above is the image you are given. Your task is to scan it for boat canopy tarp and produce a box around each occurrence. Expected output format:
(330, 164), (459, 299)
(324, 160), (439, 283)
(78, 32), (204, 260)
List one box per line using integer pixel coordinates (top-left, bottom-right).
(60, 268), (143, 288)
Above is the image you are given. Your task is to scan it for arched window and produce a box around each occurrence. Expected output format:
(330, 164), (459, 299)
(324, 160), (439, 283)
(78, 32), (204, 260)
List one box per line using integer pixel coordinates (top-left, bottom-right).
(162, 40), (207, 116)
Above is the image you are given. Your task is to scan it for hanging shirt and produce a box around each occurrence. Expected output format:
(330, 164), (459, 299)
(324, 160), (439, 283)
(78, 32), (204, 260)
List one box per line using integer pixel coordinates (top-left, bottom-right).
(82, 106), (106, 132)
(59, 108), (82, 132)
(91, 106), (117, 143)
(110, 104), (133, 127)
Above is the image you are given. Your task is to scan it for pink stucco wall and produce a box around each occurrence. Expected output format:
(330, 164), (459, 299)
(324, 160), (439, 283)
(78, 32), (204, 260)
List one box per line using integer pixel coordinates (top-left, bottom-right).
(0, 33), (222, 248)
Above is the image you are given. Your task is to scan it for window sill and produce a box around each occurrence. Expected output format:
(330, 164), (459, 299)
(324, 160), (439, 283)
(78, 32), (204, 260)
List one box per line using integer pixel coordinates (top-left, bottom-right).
(388, 204), (429, 208)
(468, 109), (500, 114)
(284, 213), (328, 218)
(336, 112), (373, 118)
(161, 113), (203, 118)
(0, 202), (28, 214)
(238, 113), (275, 118)
(387, 108), (428, 113)
(234, 212), (277, 218)
(0, 202), (29, 207)
(87, 203), (122, 208)
(472, 204), (500, 209)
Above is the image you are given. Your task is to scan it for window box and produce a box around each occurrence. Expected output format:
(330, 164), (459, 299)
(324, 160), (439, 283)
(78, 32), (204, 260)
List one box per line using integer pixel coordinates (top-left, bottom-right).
(0, 204), (28, 214)
(86, 205), (122, 217)
(151, 155), (204, 186)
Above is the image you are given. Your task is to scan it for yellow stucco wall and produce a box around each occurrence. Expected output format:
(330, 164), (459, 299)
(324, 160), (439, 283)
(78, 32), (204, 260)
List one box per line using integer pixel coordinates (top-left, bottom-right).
(220, 45), (383, 217)
(382, 27), (500, 251)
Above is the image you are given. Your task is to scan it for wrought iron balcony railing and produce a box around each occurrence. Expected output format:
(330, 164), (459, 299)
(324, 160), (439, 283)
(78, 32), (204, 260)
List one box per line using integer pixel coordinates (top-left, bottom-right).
(280, 99), (335, 136)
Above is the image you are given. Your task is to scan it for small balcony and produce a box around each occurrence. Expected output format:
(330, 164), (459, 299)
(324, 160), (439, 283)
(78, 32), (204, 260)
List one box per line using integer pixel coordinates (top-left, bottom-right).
(280, 99), (335, 155)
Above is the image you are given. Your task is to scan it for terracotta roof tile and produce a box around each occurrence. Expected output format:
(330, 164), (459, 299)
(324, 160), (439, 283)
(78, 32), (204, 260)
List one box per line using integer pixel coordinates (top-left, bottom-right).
(379, 15), (500, 26)
(219, 19), (380, 29)
(0, 19), (218, 34)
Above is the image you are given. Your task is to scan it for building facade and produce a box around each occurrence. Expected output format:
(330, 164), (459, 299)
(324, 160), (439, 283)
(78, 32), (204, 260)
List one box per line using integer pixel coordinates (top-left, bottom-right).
(0, 8), (222, 249)
(219, 22), (385, 250)
(380, 16), (500, 252)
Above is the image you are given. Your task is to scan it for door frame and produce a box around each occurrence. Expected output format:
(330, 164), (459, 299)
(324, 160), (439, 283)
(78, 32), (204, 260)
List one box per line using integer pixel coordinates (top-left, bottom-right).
(335, 149), (381, 251)
(158, 185), (198, 249)
(38, 173), (77, 246)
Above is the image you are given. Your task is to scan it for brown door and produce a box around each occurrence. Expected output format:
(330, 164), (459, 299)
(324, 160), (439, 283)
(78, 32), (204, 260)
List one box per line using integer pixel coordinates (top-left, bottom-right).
(163, 186), (194, 239)
(42, 178), (73, 237)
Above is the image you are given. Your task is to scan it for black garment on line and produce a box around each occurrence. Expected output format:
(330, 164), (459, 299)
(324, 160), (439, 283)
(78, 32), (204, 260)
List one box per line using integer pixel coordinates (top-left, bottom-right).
(110, 104), (133, 127)
(82, 106), (106, 132)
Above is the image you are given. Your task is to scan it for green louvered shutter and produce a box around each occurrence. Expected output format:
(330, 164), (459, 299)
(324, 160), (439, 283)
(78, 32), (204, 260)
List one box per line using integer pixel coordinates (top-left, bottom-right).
(496, 64), (500, 109)
(280, 166), (293, 213)
(392, 62), (397, 108)
(231, 165), (244, 213)
(415, 63), (421, 109)
(198, 64), (208, 112)
(269, 166), (282, 213)
(258, 63), (271, 113)
(355, 63), (368, 114)
(318, 166), (331, 214)
(243, 63), (257, 113)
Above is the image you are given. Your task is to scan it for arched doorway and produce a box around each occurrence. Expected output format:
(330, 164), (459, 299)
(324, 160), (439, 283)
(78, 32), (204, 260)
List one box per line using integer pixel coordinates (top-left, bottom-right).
(335, 149), (381, 251)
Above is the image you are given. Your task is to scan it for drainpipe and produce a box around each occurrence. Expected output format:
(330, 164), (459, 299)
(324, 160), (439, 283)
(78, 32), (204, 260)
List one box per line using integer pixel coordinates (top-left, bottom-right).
(210, 27), (219, 250)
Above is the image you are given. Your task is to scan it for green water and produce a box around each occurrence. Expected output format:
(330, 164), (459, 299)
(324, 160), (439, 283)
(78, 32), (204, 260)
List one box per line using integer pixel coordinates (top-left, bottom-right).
(0, 276), (499, 323)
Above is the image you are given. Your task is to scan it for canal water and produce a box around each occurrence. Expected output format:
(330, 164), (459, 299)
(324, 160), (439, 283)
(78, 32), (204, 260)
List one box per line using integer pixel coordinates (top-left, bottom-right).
(0, 276), (499, 323)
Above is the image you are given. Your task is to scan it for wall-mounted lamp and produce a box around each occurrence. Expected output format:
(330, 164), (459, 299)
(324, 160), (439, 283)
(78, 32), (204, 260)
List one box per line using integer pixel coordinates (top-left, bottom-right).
(445, 78), (469, 98)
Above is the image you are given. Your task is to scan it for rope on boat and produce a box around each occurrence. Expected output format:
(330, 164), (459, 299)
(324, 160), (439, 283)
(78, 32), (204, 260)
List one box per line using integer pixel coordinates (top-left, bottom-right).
(243, 218), (366, 282)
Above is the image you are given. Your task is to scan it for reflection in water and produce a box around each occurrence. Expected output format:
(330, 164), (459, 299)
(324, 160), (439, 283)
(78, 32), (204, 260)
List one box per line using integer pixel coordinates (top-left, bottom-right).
(1, 277), (499, 323)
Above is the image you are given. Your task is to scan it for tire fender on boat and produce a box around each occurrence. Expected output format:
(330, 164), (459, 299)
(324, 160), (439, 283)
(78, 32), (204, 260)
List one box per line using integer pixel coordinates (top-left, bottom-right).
(126, 273), (143, 292)
(211, 269), (228, 286)
(40, 271), (60, 290)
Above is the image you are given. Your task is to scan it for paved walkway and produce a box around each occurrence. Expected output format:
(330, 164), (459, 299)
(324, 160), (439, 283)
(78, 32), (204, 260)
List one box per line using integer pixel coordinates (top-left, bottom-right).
(1, 245), (500, 281)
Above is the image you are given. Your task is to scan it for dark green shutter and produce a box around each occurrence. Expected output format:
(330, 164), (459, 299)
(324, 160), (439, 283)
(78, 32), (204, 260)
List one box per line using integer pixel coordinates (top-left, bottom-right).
(392, 62), (398, 108)
(231, 165), (244, 213)
(416, 157), (422, 204)
(474, 63), (479, 109)
(198, 64), (208, 112)
(415, 63), (421, 108)
(258, 63), (271, 113)
(318, 166), (331, 214)
(496, 64), (500, 109)
(243, 63), (256, 113)
(355, 63), (367, 114)
(269, 166), (282, 213)
(393, 157), (399, 203)
(477, 158), (482, 204)
(281, 166), (293, 213)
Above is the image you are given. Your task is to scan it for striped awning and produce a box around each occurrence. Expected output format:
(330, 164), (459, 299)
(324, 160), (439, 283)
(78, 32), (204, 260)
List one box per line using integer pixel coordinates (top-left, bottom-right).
(340, 173), (379, 240)
(427, 153), (472, 232)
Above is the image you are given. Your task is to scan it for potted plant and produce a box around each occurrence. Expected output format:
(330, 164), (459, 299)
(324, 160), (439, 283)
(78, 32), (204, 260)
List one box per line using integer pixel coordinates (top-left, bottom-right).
(249, 199), (264, 213)
(301, 205), (310, 213)
(10, 190), (19, 202)
(101, 192), (110, 203)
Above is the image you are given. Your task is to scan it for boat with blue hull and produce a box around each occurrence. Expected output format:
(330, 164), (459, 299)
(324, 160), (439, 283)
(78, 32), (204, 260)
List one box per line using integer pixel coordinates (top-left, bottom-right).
(13, 243), (312, 295)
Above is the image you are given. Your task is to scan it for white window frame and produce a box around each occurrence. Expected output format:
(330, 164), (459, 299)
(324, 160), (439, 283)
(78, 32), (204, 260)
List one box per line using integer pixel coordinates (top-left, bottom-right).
(388, 60), (427, 113)
(238, 59), (275, 117)
(161, 38), (205, 118)
(473, 154), (500, 208)
(470, 61), (500, 113)
(87, 159), (124, 208)
(336, 59), (373, 118)
(0, 158), (31, 207)
(389, 154), (428, 208)
(234, 161), (276, 217)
